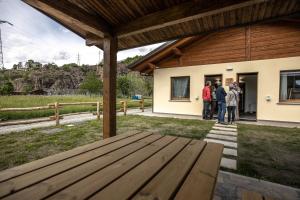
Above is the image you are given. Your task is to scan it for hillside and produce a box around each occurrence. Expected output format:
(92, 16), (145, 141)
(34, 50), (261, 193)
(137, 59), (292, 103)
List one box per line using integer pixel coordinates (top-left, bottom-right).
(0, 56), (143, 95)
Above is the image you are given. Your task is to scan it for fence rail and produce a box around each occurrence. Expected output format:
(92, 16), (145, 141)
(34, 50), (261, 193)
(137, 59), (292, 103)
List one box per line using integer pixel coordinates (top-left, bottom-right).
(0, 99), (145, 126)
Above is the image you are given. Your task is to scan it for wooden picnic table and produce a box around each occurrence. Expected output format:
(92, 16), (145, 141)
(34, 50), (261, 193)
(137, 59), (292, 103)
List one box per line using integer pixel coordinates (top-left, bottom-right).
(0, 132), (223, 200)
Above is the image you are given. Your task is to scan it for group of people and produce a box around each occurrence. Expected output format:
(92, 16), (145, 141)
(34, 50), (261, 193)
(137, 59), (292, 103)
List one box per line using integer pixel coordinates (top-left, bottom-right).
(202, 81), (240, 124)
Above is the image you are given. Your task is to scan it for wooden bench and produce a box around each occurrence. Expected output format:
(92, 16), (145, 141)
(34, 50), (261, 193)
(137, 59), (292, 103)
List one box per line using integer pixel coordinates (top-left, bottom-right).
(243, 190), (274, 200)
(0, 133), (223, 200)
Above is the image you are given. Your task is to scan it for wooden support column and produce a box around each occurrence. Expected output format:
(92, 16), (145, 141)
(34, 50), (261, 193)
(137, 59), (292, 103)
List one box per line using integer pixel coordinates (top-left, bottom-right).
(103, 36), (117, 138)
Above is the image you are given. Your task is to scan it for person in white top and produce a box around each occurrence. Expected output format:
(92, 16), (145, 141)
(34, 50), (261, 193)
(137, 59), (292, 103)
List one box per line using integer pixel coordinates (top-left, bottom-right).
(226, 84), (239, 124)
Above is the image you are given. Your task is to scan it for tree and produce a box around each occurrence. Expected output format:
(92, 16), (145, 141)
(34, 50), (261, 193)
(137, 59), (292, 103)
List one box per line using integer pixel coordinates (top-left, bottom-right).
(117, 75), (131, 97)
(0, 81), (14, 95)
(12, 64), (18, 70)
(121, 55), (143, 65)
(80, 72), (103, 95)
(62, 63), (78, 71)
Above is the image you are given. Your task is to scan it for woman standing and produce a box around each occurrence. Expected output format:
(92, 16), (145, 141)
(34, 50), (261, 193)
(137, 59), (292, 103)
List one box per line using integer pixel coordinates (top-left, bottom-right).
(227, 84), (239, 124)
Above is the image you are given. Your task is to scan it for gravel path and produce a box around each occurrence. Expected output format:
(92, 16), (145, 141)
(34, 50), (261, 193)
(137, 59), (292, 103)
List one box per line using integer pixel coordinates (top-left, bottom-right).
(0, 109), (147, 135)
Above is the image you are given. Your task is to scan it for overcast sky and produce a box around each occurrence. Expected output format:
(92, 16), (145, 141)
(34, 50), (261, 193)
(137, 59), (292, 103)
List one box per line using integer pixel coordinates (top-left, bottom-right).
(0, 0), (163, 69)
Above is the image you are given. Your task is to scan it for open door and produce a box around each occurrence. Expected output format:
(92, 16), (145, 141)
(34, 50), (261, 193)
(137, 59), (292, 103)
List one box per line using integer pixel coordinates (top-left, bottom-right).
(237, 73), (258, 121)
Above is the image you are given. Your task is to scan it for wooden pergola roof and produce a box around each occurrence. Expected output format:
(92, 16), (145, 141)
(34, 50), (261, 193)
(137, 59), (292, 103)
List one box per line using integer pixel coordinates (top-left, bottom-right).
(23, 0), (300, 50)
(22, 0), (300, 138)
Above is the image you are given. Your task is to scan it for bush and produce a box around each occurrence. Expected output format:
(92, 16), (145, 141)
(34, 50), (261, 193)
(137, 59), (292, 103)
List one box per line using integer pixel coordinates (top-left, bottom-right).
(0, 81), (14, 95)
(80, 72), (103, 95)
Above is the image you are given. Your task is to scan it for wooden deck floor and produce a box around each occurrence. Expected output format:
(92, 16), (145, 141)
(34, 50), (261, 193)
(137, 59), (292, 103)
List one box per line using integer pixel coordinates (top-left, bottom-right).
(0, 132), (223, 200)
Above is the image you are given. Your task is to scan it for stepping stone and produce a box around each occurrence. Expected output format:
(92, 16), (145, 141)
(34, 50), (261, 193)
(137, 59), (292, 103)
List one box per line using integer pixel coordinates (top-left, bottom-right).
(214, 123), (237, 128)
(223, 148), (237, 156)
(212, 127), (237, 132)
(207, 134), (237, 142)
(221, 157), (237, 170)
(209, 130), (237, 136)
(204, 138), (237, 149)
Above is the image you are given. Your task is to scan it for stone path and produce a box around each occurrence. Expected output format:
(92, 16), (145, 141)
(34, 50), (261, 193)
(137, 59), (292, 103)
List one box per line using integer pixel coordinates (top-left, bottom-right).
(215, 171), (300, 200)
(204, 122), (238, 170)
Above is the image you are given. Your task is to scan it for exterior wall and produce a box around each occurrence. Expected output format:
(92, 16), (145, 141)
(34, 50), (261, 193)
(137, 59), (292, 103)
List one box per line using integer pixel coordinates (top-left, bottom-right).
(157, 21), (300, 68)
(153, 56), (300, 123)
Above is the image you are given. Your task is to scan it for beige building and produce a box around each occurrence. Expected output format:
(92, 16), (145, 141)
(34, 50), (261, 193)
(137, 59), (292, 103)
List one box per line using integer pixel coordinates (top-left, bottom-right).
(129, 21), (300, 123)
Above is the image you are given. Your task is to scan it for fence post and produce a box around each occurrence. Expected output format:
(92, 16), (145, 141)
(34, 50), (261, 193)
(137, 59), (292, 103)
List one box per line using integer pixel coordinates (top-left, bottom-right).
(55, 102), (60, 126)
(124, 101), (127, 115)
(96, 101), (100, 120)
(140, 98), (144, 112)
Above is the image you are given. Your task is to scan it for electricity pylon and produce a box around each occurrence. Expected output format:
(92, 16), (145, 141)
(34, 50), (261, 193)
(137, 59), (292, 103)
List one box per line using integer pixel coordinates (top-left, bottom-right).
(0, 20), (13, 70)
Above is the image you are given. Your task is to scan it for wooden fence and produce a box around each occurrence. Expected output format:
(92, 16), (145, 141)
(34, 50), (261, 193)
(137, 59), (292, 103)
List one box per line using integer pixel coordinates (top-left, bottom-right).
(0, 99), (145, 126)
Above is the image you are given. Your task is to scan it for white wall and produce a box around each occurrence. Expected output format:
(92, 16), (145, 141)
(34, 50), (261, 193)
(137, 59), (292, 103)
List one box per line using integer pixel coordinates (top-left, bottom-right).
(153, 56), (300, 123)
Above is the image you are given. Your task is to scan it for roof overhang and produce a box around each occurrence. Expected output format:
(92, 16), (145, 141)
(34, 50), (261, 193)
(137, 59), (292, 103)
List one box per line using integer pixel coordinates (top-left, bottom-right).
(22, 0), (300, 50)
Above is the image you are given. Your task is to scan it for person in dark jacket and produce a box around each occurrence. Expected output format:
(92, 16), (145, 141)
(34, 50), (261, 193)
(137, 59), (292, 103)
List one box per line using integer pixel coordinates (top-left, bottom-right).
(216, 82), (227, 123)
(209, 83), (217, 119)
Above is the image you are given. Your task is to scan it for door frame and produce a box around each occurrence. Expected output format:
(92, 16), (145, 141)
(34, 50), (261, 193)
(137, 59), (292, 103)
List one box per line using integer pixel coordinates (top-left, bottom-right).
(236, 72), (258, 121)
(204, 74), (223, 86)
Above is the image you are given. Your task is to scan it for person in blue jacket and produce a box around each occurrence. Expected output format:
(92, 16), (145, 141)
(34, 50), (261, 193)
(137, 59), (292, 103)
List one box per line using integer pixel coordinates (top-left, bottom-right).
(216, 82), (227, 124)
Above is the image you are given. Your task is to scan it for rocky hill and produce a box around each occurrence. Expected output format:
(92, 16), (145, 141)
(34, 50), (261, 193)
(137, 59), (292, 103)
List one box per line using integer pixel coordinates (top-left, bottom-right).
(0, 62), (129, 95)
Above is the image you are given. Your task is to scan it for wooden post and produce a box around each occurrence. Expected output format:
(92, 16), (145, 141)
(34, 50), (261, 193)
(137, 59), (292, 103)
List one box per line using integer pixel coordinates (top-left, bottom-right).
(141, 98), (144, 112)
(54, 102), (59, 126)
(103, 36), (117, 139)
(96, 101), (100, 120)
(124, 101), (127, 116)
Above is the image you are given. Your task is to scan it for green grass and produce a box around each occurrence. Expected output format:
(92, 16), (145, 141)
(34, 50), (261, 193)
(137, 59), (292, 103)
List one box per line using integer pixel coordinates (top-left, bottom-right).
(0, 95), (152, 121)
(237, 124), (300, 188)
(0, 115), (213, 171)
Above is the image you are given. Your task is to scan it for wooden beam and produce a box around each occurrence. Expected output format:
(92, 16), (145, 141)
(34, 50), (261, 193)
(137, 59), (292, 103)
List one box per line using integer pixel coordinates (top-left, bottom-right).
(86, 34), (103, 47)
(23, 0), (112, 38)
(172, 47), (183, 56)
(143, 63), (157, 74)
(148, 63), (157, 69)
(144, 68), (154, 74)
(103, 36), (117, 138)
(116, 0), (269, 38)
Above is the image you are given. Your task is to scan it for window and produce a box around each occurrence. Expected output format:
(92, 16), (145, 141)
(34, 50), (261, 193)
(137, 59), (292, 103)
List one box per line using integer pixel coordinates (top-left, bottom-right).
(171, 76), (190, 100)
(280, 71), (300, 102)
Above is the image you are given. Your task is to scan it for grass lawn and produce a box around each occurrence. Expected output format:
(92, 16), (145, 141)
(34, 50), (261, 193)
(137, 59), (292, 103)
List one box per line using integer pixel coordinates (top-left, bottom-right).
(0, 95), (152, 121)
(237, 124), (300, 188)
(0, 115), (213, 171)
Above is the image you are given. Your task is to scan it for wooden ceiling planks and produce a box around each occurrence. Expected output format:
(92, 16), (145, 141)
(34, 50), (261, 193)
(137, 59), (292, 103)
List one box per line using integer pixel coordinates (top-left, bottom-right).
(22, 0), (300, 50)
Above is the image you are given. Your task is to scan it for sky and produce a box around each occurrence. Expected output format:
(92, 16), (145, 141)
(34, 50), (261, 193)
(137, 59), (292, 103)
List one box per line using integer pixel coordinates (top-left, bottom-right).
(0, 0), (163, 69)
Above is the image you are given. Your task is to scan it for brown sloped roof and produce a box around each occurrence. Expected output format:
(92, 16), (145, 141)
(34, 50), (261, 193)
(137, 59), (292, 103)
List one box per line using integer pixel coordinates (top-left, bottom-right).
(22, 0), (300, 50)
(127, 36), (201, 74)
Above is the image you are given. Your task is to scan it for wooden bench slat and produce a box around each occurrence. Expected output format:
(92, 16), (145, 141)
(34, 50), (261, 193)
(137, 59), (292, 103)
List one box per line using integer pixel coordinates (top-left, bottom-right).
(90, 139), (204, 200)
(242, 191), (264, 200)
(0, 132), (138, 182)
(132, 140), (206, 200)
(47, 136), (185, 200)
(0, 132), (151, 198)
(2, 134), (163, 200)
(175, 142), (224, 200)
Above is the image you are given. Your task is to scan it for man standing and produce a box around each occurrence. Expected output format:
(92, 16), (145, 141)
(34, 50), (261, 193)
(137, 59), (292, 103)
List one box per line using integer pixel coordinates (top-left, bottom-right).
(216, 82), (227, 124)
(202, 81), (211, 120)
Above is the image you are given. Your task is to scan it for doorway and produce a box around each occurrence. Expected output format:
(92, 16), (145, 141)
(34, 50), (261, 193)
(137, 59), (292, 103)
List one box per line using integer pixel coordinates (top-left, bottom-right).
(204, 74), (222, 118)
(204, 74), (222, 86)
(237, 73), (258, 121)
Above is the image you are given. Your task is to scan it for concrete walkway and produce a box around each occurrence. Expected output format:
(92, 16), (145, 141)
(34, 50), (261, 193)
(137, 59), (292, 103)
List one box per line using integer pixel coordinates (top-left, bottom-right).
(215, 171), (300, 200)
(204, 123), (238, 170)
